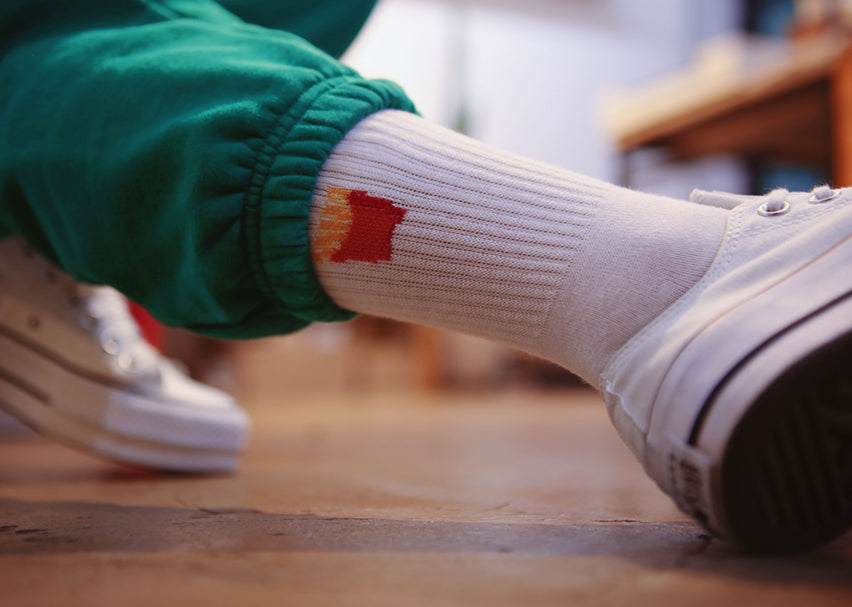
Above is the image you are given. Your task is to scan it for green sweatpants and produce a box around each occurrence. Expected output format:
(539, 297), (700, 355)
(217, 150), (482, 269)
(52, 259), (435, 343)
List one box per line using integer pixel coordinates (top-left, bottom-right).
(0, 0), (416, 338)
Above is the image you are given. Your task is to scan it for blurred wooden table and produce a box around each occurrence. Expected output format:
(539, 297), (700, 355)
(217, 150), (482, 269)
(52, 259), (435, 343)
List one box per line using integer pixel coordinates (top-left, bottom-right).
(612, 33), (852, 186)
(1, 390), (850, 606)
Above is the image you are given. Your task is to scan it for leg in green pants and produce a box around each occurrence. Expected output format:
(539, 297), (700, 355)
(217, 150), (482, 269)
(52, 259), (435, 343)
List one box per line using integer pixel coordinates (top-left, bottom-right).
(0, 0), (412, 470)
(0, 0), (415, 338)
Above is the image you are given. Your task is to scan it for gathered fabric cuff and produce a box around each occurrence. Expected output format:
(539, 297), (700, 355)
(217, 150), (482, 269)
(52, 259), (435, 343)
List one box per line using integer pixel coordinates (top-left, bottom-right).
(244, 75), (416, 331)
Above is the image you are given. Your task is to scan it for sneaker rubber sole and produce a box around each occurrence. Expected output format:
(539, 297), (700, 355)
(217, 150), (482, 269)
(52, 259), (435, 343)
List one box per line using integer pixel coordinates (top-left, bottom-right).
(719, 324), (852, 553)
(0, 327), (247, 473)
(684, 289), (852, 553)
(640, 231), (852, 553)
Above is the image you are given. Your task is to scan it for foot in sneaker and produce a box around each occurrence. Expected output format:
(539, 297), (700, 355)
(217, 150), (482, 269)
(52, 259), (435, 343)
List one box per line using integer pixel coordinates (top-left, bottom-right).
(0, 238), (249, 473)
(305, 110), (850, 553)
(602, 185), (852, 553)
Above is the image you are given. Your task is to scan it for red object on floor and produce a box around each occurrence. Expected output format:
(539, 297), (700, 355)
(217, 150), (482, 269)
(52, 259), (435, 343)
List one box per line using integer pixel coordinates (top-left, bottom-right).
(128, 301), (164, 351)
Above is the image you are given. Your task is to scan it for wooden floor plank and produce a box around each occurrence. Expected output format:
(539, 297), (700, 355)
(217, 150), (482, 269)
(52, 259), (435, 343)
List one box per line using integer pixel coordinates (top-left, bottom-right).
(1, 389), (850, 606)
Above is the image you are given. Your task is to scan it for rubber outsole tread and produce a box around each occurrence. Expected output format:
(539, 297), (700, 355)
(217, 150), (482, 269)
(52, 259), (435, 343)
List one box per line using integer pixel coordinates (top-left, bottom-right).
(720, 329), (852, 553)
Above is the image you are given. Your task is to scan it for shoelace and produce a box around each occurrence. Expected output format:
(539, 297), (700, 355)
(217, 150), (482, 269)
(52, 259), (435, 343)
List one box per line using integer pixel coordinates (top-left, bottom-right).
(758, 189), (790, 217)
(692, 185), (843, 216)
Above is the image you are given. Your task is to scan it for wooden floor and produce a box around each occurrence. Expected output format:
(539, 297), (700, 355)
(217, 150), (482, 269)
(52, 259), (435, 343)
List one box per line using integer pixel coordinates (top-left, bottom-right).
(1, 388), (850, 606)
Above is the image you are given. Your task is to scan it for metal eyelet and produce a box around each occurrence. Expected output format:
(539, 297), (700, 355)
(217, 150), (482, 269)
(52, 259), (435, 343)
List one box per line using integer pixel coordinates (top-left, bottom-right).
(808, 186), (841, 204)
(758, 200), (790, 217)
(99, 331), (121, 355)
(117, 352), (137, 372)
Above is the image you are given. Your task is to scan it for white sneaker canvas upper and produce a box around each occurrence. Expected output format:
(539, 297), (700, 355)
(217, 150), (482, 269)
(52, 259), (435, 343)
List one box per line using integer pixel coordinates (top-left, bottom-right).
(0, 237), (249, 471)
(600, 186), (852, 472)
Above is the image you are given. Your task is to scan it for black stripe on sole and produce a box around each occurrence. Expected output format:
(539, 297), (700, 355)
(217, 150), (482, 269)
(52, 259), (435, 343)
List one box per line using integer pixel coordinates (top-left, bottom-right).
(689, 289), (852, 446)
(719, 328), (852, 553)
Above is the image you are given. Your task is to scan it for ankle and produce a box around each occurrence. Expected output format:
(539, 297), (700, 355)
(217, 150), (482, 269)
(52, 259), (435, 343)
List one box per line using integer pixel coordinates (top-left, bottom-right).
(308, 111), (728, 385)
(538, 186), (728, 384)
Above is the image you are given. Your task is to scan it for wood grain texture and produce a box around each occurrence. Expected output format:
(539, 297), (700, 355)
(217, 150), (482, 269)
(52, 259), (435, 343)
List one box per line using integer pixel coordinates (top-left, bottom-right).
(0, 390), (850, 606)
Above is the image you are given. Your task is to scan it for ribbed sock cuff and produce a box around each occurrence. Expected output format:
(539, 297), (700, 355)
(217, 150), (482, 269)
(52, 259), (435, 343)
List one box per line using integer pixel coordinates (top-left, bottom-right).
(309, 110), (727, 383)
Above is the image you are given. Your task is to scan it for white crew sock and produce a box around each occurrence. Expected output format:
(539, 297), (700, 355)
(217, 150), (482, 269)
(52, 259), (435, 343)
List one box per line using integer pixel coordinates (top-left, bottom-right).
(308, 110), (728, 385)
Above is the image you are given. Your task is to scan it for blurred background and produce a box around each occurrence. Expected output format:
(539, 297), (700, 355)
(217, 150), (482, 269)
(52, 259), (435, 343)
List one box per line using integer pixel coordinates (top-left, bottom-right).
(161, 0), (851, 405)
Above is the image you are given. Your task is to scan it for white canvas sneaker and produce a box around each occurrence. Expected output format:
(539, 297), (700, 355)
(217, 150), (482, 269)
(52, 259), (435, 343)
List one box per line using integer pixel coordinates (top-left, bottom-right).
(0, 238), (249, 473)
(601, 185), (852, 552)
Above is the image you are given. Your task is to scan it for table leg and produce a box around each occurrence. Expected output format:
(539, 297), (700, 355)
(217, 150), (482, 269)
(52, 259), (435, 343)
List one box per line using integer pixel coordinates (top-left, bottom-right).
(831, 47), (852, 186)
